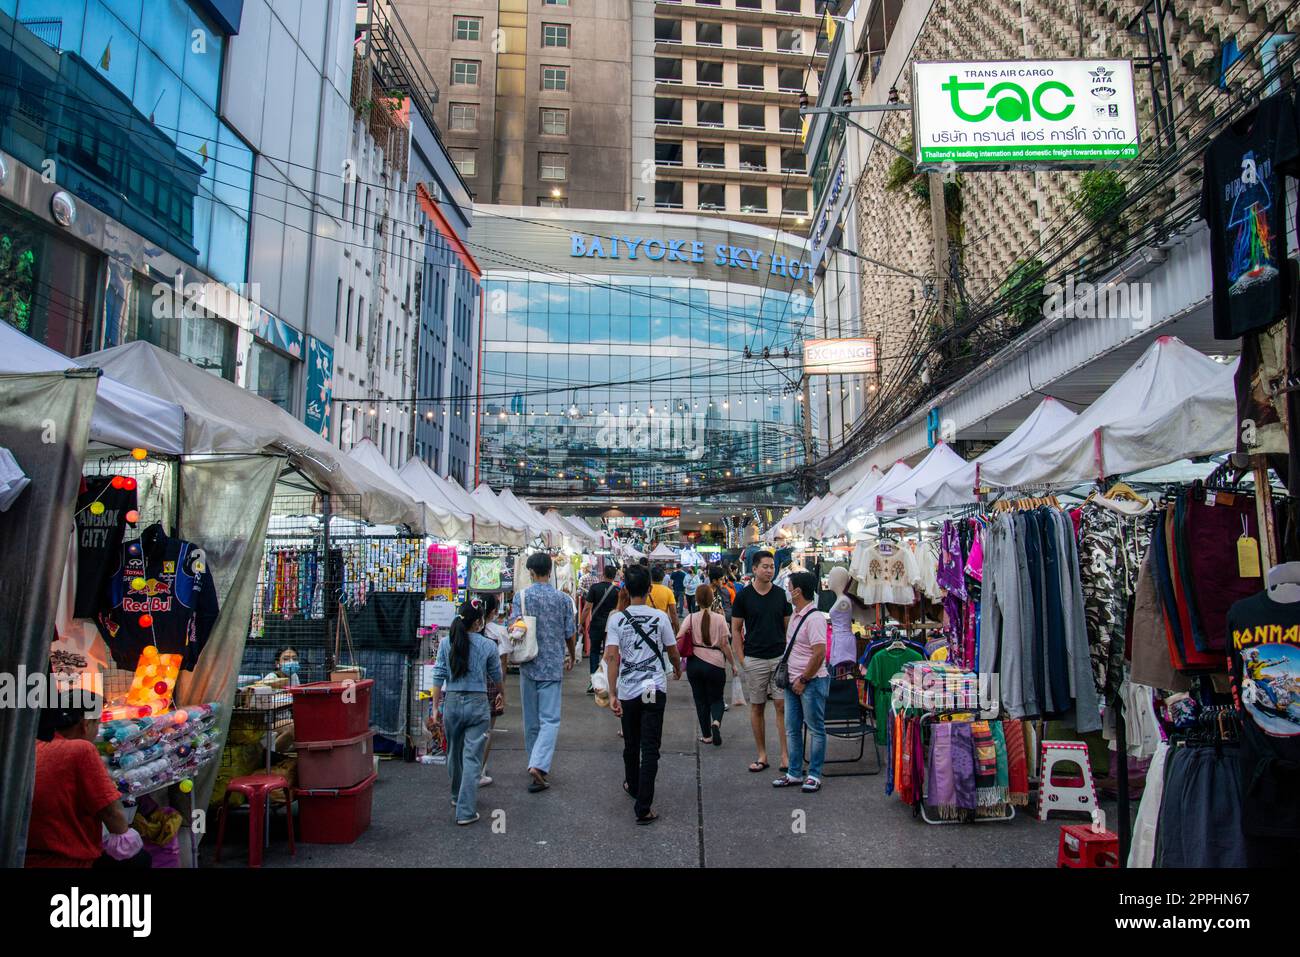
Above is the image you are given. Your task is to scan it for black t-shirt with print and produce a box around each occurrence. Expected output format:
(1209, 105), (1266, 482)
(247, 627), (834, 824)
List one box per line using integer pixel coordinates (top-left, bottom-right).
(74, 476), (138, 618)
(1199, 92), (1300, 340)
(585, 580), (618, 648)
(1226, 590), (1300, 838)
(731, 583), (793, 659)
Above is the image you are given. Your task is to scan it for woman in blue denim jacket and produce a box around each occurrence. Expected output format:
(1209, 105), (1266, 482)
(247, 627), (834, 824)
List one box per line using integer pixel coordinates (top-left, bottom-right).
(427, 599), (503, 825)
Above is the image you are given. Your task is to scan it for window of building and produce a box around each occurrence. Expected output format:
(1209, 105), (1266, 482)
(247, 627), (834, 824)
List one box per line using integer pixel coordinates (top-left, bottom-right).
(697, 0), (720, 5)
(697, 142), (724, 167)
(452, 60), (480, 85)
(656, 140), (684, 165)
(544, 0), (569, 5)
(539, 152), (568, 181)
(738, 103), (766, 129)
(738, 64), (765, 90)
(777, 29), (800, 52)
(655, 181), (683, 209)
(737, 0), (761, 8)
(782, 187), (808, 214)
(345, 287), (355, 341)
(739, 144), (767, 170)
(740, 185), (768, 212)
(454, 16), (482, 40)
(696, 60), (723, 86)
(697, 100), (724, 127)
(542, 23), (570, 47)
(538, 196), (568, 207)
(654, 18), (682, 43)
(778, 107), (801, 132)
(778, 67), (804, 92)
(776, 0), (802, 11)
(697, 183), (726, 210)
(248, 343), (294, 412)
(541, 107), (569, 134)
(542, 65), (569, 90)
(334, 279), (343, 335)
(655, 97), (683, 124)
(696, 21), (722, 45)
(736, 25), (764, 49)
(780, 147), (805, 173)
(655, 57), (682, 83)
(451, 148), (477, 177)
(449, 102), (477, 131)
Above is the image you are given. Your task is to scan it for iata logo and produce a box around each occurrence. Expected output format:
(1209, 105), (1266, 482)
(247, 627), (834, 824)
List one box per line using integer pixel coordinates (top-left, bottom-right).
(1089, 66), (1116, 99)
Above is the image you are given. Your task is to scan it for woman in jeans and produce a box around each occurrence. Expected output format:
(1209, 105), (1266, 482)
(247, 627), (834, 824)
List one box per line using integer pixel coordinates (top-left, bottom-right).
(478, 594), (509, 788)
(679, 583), (734, 746)
(427, 599), (503, 825)
(771, 571), (831, 793)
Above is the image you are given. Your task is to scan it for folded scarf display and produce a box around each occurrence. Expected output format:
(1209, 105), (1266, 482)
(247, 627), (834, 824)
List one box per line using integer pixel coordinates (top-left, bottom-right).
(1003, 717), (1030, 806)
(972, 720), (1002, 806)
(925, 722), (957, 813)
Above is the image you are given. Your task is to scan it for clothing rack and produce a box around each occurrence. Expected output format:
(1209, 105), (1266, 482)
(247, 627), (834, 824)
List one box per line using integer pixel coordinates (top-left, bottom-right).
(915, 710), (1017, 825)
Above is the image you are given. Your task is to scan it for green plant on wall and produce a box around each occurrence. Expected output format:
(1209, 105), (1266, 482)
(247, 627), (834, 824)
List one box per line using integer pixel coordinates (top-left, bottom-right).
(1071, 169), (1127, 250)
(999, 257), (1047, 331)
(884, 134), (964, 243)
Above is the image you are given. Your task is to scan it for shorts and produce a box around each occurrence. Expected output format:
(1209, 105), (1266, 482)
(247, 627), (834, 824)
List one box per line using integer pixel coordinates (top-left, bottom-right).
(742, 656), (780, 704)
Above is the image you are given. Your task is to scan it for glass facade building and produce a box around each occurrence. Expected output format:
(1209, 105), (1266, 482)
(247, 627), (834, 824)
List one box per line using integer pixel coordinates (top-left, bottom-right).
(473, 207), (812, 505)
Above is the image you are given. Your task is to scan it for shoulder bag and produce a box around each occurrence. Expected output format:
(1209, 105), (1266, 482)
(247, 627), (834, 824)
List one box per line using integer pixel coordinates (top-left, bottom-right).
(507, 588), (539, 664)
(676, 612), (696, 660)
(773, 609), (815, 692)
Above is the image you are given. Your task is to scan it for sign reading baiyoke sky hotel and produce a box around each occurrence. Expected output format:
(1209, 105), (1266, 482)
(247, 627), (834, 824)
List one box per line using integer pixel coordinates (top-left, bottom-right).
(912, 60), (1139, 170)
(570, 233), (815, 281)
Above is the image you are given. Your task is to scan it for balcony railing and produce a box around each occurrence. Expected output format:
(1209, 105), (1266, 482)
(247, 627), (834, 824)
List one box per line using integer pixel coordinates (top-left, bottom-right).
(737, 42), (765, 50)
(656, 36), (683, 44)
(697, 79), (724, 87)
(739, 122), (767, 130)
(698, 160), (726, 168)
(656, 76), (684, 84)
(656, 117), (685, 125)
(738, 82), (766, 90)
(655, 200), (685, 208)
(740, 205), (768, 213)
(698, 119), (725, 127)
(698, 202), (725, 211)
(656, 158), (684, 166)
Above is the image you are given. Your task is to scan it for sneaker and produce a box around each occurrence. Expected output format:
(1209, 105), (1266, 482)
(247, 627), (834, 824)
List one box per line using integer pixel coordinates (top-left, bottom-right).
(479, 775), (493, 787)
(456, 813), (481, 826)
(772, 774), (804, 788)
(801, 776), (822, 793)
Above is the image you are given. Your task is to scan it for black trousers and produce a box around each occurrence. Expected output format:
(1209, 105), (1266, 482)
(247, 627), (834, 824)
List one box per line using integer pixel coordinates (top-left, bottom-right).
(687, 656), (726, 737)
(620, 690), (667, 819)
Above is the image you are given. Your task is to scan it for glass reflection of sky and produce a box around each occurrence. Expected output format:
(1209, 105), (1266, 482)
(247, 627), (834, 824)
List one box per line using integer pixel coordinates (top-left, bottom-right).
(479, 272), (808, 503)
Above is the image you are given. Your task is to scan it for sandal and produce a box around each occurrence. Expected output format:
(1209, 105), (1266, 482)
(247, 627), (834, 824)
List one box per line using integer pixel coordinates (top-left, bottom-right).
(801, 777), (822, 793)
(635, 811), (659, 825)
(772, 775), (804, 788)
(747, 761), (770, 773)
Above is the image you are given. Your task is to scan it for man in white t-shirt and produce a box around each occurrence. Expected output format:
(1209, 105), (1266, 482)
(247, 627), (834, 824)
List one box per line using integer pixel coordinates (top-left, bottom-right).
(605, 564), (681, 825)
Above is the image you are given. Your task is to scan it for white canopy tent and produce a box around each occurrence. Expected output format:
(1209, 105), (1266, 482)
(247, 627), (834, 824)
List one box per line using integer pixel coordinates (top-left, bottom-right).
(399, 459), (526, 546)
(814, 465), (886, 537)
(766, 495), (822, 540)
(345, 439), (466, 539)
(473, 485), (554, 546)
(548, 510), (601, 547)
(501, 491), (573, 544)
(2, 321), (184, 455)
(787, 492), (841, 538)
(914, 397), (1079, 509)
(79, 341), (427, 527)
(873, 442), (970, 514)
(835, 460), (913, 531)
(648, 543), (677, 560)
(977, 337), (1236, 489)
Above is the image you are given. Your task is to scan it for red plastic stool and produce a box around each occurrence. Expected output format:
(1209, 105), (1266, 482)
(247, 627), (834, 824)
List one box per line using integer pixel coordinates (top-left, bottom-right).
(1056, 824), (1119, 868)
(214, 773), (295, 867)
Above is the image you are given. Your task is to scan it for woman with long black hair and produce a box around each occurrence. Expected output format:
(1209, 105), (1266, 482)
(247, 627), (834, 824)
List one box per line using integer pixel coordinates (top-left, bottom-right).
(426, 599), (503, 825)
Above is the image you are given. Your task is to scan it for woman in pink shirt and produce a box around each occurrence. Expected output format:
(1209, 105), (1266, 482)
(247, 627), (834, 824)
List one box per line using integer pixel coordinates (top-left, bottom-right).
(679, 584), (735, 746)
(772, 571), (830, 793)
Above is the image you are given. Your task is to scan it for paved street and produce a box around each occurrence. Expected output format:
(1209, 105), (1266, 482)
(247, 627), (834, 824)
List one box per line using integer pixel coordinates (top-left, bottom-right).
(207, 669), (1091, 868)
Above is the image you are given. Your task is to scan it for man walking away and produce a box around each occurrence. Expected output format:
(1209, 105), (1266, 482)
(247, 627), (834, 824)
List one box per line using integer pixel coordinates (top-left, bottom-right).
(730, 551), (792, 773)
(772, 571), (831, 793)
(605, 564), (681, 824)
(509, 552), (577, 792)
(648, 565), (681, 633)
(581, 564), (621, 692)
(670, 563), (687, 615)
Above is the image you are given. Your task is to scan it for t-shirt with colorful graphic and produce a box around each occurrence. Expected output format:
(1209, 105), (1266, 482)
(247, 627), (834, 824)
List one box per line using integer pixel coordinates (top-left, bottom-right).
(74, 475), (138, 618)
(865, 645), (925, 744)
(96, 524), (220, 672)
(1199, 92), (1300, 340)
(1226, 590), (1300, 838)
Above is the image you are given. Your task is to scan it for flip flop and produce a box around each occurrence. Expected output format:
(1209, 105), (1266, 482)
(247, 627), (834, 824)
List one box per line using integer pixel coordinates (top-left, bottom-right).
(747, 761), (770, 772)
(635, 811), (659, 825)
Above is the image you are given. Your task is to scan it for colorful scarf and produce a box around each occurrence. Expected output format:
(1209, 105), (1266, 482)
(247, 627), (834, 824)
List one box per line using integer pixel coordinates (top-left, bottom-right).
(1002, 718), (1030, 806)
(952, 721), (977, 811)
(972, 720), (1000, 806)
(926, 722), (956, 815)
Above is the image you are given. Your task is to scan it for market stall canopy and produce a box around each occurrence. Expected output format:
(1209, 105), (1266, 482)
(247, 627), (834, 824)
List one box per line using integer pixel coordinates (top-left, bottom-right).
(874, 442), (971, 514)
(913, 397), (1078, 508)
(502, 489), (571, 544)
(836, 460), (912, 526)
(548, 510), (599, 546)
(767, 495), (822, 539)
(1, 322), (184, 455)
(648, 543), (677, 560)
(78, 341), (424, 527)
(977, 337), (1235, 489)
(399, 459), (526, 547)
(814, 465), (886, 537)
(789, 493), (841, 537)
(346, 439), (466, 539)
(482, 486), (555, 545)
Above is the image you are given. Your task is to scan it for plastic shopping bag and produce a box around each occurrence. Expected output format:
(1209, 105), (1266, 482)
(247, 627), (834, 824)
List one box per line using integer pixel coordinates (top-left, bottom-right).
(592, 659), (611, 708)
(731, 674), (747, 707)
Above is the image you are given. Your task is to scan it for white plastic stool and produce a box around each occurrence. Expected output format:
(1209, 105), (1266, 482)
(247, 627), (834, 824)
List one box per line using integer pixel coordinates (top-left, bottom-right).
(1037, 740), (1098, 822)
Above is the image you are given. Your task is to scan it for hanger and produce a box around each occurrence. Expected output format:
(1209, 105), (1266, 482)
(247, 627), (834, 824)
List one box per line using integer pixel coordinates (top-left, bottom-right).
(1103, 481), (1148, 504)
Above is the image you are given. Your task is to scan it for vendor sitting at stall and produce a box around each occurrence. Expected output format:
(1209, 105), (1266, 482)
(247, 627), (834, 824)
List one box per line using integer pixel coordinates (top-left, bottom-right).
(26, 693), (151, 868)
(263, 646), (300, 752)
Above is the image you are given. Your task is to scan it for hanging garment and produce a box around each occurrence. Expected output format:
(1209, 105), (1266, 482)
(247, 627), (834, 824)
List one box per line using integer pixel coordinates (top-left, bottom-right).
(1003, 718), (1030, 806)
(853, 541), (920, 605)
(978, 515), (1033, 718)
(1049, 507), (1103, 734)
(1156, 743), (1249, 867)
(971, 720), (1002, 807)
(1102, 681), (1163, 760)
(913, 540), (942, 601)
(75, 475), (139, 618)
(1128, 740), (1170, 868)
(1129, 551), (1192, 692)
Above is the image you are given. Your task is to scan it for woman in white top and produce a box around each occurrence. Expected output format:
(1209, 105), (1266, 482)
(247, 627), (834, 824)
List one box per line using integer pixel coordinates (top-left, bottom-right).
(477, 594), (509, 787)
(679, 584), (736, 746)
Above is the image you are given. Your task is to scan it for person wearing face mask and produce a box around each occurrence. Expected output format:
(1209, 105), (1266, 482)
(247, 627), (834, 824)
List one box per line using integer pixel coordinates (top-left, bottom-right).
(267, 646), (302, 686)
(426, 599), (502, 825)
(26, 693), (149, 868)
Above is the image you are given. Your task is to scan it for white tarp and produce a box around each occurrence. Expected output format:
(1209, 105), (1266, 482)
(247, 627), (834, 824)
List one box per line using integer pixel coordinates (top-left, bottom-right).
(488, 487), (558, 546)
(648, 543), (677, 560)
(816, 466), (886, 536)
(914, 397), (1079, 508)
(766, 495), (822, 539)
(1, 322), (184, 455)
(549, 510), (600, 546)
(399, 459), (526, 546)
(789, 493), (841, 537)
(839, 461), (912, 525)
(504, 491), (573, 544)
(874, 442), (971, 514)
(346, 439), (466, 540)
(79, 341), (425, 527)
(978, 337), (1235, 489)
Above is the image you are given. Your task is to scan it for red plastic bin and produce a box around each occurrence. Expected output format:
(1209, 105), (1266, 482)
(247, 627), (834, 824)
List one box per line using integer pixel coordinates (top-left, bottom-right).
(295, 730), (375, 790)
(288, 679), (373, 743)
(296, 771), (376, 844)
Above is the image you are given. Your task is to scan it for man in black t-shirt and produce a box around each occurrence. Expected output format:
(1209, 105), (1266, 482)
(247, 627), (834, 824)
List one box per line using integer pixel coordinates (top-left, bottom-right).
(730, 550), (792, 773)
(581, 564), (621, 690)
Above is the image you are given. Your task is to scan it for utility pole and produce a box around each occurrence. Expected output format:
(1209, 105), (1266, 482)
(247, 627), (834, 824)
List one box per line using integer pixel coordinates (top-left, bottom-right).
(928, 171), (951, 326)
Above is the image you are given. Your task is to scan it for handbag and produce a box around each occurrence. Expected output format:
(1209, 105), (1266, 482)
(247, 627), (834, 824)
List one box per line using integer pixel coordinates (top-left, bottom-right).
(676, 612), (696, 660)
(773, 609), (815, 692)
(507, 589), (539, 664)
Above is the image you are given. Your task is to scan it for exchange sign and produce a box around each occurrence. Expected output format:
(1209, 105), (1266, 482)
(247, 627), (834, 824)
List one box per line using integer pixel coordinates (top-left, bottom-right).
(803, 338), (878, 375)
(911, 59), (1139, 170)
